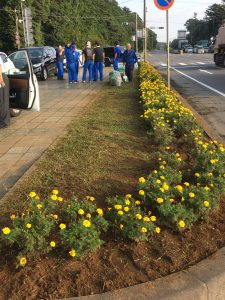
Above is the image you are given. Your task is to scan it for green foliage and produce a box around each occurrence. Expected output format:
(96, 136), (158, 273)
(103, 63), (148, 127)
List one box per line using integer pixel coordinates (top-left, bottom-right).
(0, 0), (157, 52)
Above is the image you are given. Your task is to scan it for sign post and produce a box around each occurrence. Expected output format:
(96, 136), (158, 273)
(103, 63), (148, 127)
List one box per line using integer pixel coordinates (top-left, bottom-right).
(154, 0), (174, 89)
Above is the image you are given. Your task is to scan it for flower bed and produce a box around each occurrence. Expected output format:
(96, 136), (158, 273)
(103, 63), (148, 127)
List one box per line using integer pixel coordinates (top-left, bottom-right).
(1, 63), (225, 271)
(138, 62), (225, 229)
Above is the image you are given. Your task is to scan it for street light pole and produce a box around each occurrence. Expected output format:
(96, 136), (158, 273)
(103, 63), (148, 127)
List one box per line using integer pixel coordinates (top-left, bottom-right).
(135, 12), (138, 53)
(166, 10), (170, 89)
(143, 0), (147, 61)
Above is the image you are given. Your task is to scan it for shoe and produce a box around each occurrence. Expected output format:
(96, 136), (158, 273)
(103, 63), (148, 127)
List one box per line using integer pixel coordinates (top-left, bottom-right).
(82, 81), (86, 83)
(69, 81), (73, 84)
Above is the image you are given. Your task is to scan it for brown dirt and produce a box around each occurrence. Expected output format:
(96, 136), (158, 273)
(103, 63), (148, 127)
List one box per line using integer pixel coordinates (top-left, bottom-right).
(0, 198), (225, 300)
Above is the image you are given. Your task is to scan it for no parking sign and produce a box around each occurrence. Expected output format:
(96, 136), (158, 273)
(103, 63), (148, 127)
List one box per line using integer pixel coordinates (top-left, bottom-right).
(154, 0), (174, 11)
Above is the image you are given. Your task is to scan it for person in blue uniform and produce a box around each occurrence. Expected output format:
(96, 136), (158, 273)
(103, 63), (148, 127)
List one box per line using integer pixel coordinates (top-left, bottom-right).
(73, 47), (82, 83)
(93, 41), (105, 81)
(123, 43), (138, 82)
(56, 45), (64, 80)
(64, 42), (76, 83)
(113, 41), (121, 71)
(82, 41), (93, 82)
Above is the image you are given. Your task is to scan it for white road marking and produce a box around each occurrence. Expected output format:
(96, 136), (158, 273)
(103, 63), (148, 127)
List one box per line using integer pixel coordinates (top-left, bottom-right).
(161, 63), (167, 67)
(196, 62), (205, 65)
(171, 67), (225, 98)
(199, 69), (213, 75)
(179, 63), (187, 65)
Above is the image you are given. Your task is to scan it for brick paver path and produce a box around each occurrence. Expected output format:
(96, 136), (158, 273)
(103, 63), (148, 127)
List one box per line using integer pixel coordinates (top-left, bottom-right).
(0, 73), (108, 198)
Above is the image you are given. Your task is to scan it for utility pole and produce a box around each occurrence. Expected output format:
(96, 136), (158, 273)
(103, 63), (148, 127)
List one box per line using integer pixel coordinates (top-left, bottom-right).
(15, 10), (20, 50)
(21, 1), (27, 46)
(143, 0), (147, 61)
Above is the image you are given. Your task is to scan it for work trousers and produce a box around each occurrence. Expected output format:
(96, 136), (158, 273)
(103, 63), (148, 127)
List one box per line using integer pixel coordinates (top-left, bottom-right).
(125, 64), (134, 82)
(0, 74), (10, 128)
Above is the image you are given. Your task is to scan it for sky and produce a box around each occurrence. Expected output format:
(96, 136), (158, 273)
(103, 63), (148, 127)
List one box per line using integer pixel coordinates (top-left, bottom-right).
(118, 0), (223, 42)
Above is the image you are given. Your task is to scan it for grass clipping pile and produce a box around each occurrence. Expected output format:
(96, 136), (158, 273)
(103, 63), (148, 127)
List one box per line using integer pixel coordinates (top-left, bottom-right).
(0, 63), (225, 299)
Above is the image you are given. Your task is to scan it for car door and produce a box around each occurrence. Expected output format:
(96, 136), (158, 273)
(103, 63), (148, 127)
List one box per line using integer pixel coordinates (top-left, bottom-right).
(48, 48), (57, 74)
(7, 50), (40, 112)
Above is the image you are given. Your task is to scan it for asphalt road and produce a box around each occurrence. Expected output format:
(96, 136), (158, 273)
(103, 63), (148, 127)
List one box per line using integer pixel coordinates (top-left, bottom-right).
(149, 51), (225, 139)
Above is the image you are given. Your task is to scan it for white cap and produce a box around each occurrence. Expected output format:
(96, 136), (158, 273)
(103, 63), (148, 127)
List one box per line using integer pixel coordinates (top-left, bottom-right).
(87, 41), (91, 48)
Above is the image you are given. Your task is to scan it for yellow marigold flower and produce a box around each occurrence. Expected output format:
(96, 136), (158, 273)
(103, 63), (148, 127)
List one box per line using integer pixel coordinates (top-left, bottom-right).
(26, 223), (32, 229)
(162, 161), (167, 165)
(150, 216), (157, 222)
(160, 188), (165, 193)
(89, 197), (95, 202)
(126, 194), (132, 199)
(86, 213), (92, 219)
(204, 186), (210, 191)
(160, 165), (165, 170)
(153, 170), (158, 174)
(19, 257), (27, 267)
(78, 209), (85, 215)
(114, 204), (122, 210)
(184, 182), (190, 187)
(207, 173), (213, 177)
(181, 197), (185, 202)
(162, 183), (169, 191)
(124, 206), (129, 212)
(36, 204), (42, 209)
(35, 196), (40, 201)
(143, 216), (150, 222)
(51, 195), (58, 201)
(169, 198), (175, 203)
(96, 208), (103, 216)
(120, 224), (124, 230)
(166, 146), (170, 150)
(155, 227), (161, 234)
(195, 173), (200, 178)
(160, 176), (165, 180)
(176, 185), (183, 193)
(29, 192), (36, 198)
(156, 179), (161, 184)
(57, 197), (63, 202)
(125, 199), (131, 205)
(135, 214), (142, 220)
(10, 214), (16, 220)
(69, 249), (76, 257)
(50, 241), (56, 248)
(135, 200), (141, 205)
(2, 227), (11, 235)
(204, 201), (210, 207)
(177, 158), (182, 162)
(53, 214), (58, 220)
(141, 227), (147, 233)
(59, 223), (66, 230)
(83, 220), (91, 227)
(52, 189), (59, 195)
(108, 207), (112, 211)
(118, 210), (124, 215)
(210, 159), (216, 164)
(219, 146), (225, 152)
(178, 220), (186, 228)
(139, 190), (145, 196)
(156, 197), (164, 204)
(139, 177), (146, 183)
(189, 193), (195, 198)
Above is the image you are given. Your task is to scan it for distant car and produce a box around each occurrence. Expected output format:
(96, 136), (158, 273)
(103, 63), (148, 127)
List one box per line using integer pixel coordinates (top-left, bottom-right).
(103, 46), (126, 67)
(194, 45), (204, 54)
(208, 45), (215, 53)
(184, 46), (193, 53)
(136, 53), (143, 63)
(22, 46), (57, 80)
(203, 47), (209, 53)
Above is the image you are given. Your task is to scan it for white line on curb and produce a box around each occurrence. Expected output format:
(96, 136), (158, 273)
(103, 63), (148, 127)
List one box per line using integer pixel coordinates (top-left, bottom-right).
(196, 62), (205, 65)
(171, 67), (225, 98)
(179, 63), (187, 65)
(199, 69), (214, 75)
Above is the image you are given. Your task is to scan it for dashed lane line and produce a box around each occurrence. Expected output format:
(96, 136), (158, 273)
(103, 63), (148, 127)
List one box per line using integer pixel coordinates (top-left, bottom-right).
(199, 69), (214, 75)
(171, 67), (225, 98)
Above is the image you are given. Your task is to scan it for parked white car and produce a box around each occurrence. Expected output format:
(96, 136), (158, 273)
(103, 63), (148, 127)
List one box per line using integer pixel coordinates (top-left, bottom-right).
(193, 46), (204, 54)
(1, 50), (40, 117)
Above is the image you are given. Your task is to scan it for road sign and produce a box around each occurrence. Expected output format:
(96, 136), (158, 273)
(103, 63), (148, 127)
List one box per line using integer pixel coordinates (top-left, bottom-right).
(154, 0), (174, 11)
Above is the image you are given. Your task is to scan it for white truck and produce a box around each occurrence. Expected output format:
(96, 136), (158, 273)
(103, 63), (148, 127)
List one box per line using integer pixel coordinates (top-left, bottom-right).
(214, 20), (225, 66)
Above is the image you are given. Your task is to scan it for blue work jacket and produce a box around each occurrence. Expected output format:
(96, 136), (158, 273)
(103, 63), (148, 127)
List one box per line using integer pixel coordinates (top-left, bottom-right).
(123, 49), (138, 66)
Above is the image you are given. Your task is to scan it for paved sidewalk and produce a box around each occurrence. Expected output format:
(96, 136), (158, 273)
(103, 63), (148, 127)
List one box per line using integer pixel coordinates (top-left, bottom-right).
(0, 74), (107, 199)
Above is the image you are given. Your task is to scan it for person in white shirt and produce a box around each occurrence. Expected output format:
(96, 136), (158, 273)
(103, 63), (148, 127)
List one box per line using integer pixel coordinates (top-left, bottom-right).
(0, 56), (10, 128)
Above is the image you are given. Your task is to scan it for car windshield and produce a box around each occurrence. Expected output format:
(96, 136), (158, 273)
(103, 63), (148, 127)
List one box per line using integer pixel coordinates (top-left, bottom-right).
(0, 53), (7, 62)
(28, 49), (43, 58)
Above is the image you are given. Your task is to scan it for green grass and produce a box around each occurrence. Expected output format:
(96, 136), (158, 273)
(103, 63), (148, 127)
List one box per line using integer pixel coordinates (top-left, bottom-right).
(1, 79), (153, 213)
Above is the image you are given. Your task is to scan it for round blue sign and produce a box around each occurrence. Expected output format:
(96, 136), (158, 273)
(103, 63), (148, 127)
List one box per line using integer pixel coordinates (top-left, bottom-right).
(154, 0), (174, 10)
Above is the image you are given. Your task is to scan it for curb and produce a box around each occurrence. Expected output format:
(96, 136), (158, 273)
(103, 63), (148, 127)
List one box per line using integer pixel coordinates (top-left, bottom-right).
(60, 246), (225, 300)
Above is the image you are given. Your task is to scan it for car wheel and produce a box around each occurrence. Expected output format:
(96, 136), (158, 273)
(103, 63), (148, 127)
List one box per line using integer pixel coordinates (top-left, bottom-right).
(41, 67), (48, 81)
(10, 108), (22, 117)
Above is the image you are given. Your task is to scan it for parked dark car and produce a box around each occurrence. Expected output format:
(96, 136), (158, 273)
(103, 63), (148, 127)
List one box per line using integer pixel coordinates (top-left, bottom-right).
(103, 46), (126, 67)
(22, 46), (57, 80)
